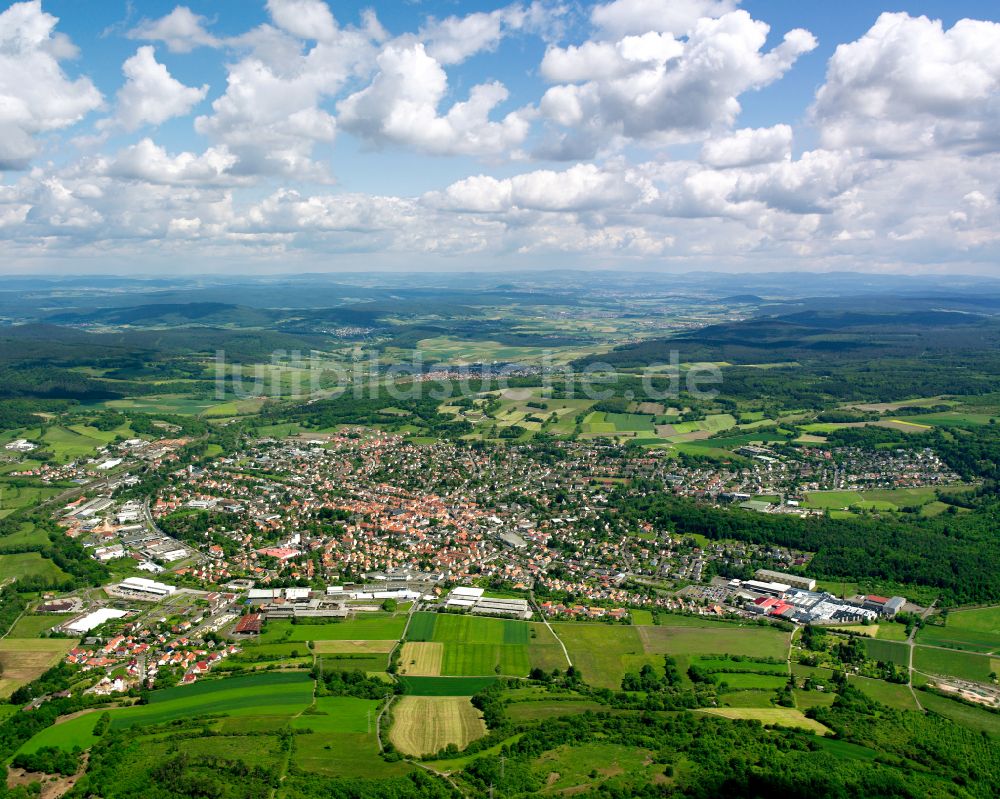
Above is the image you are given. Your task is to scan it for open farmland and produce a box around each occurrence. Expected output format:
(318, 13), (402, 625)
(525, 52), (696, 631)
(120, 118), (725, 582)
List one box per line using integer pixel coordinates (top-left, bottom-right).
(111, 672), (314, 729)
(919, 606), (1000, 652)
(913, 646), (994, 683)
(407, 612), (532, 676)
(313, 639), (398, 655)
(553, 624), (644, 690)
(0, 552), (68, 584)
(388, 696), (486, 757)
(398, 641), (443, 676)
(0, 638), (76, 699)
(264, 613), (408, 642)
(637, 624), (790, 660)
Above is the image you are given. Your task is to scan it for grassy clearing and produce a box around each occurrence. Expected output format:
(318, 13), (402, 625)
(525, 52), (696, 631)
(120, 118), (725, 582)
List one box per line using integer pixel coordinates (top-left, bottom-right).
(293, 730), (413, 778)
(714, 673), (788, 690)
(505, 699), (609, 722)
(531, 742), (660, 793)
(15, 710), (103, 754)
(389, 696), (486, 757)
(630, 610), (654, 625)
(851, 676), (919, 711)
(695, 707), (828, 734)
(398, 641), (443, 676)
(0, 522), (51, 550)
(319, 654), (388, 673)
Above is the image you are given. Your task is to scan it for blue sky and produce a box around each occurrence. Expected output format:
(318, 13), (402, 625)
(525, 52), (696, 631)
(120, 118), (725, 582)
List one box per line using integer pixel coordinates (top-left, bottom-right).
(2, 0), (1000, 273)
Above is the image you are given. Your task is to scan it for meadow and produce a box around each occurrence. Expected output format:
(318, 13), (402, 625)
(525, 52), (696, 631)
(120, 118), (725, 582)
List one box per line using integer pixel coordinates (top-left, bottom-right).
(695, 707), (828, 734)
(396, 676), (498, 696)
(913, 646), (994, 683)
(851, 676), (919, 711)
(919, 606), (1000, 652)
(861, 638), (910, 666)
(0, 552), (68, 584)
(262, 613), (407, 643)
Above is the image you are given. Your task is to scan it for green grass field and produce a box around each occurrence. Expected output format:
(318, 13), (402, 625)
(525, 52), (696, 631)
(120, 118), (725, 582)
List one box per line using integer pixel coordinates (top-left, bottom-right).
(638, 624), (790, 660)
(918, 690), (1000, 736)
(920, 606), (1000, 652)
(6, 614), (70, 638)
(291, 696), (379, 734)
(0, 521), (51, 550)
(111, 672), (314, 729)
(0, 552), (67, 584)
(913, 646), (993, 682)
(851, 676), (919, 711)
(713, 673), (788, 690)
(630, 609), (654, 625)
(553, 624), (644, 691)
(262, 614), (407, 643)
(408, 613), (531, 676)
(861, 638), (910, 666)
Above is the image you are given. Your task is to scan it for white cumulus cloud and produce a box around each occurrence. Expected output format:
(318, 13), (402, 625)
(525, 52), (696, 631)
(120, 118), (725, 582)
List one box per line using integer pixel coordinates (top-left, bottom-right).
(128, 6), (220, 53)
(0, 1), (102, 169)
(813, 12), (1000, 156)
(113, 47), (208, 131)
(701, 125), (792, 168)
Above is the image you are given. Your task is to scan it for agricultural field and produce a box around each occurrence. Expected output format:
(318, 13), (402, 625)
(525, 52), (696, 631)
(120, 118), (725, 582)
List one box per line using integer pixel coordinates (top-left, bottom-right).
(695, 707), (829, 734)
(861, 638), (910, 666)
(553, 624), (644, 690)
(851, 676), (920, 711)
(398, 641), (443, 676)
(263, 613), (408, 643)
(313, 639), (397, 655)
(505, 698), (609, 723)
(396, 676), (498, 696)
(913, 646), (994, 683)
(554, 621), (790, 691)
(406, 612), (532, 677)
(6, 614), (71, 638)
(0, 638), (77, 699)
(637, 624), (790, 660)
(112, 672), (314, 729)
(388, 696), (486, 757)
(0, 552), (68, 584)
(319, 654), (388, 673)
(918, 606), (1000, 652)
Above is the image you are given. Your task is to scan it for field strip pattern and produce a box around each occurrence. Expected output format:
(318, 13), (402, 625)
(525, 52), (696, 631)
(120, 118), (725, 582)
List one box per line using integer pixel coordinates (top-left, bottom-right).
(389, 696), (486, 757)
(399, 642), (443, 676)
